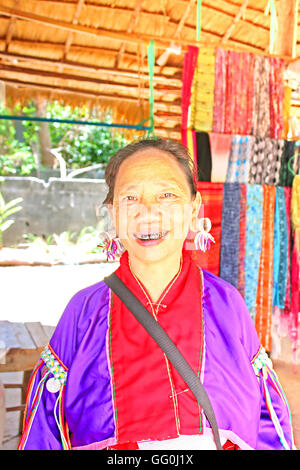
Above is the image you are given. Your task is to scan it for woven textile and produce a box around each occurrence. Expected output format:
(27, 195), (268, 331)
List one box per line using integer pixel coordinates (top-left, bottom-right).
(255, 186), (276, 352)
(237, 184), (247, 297)
(219, 183), (241, 288)
(189, 182), (223, 276)
(190, 48), (215, 133)
(245, 184), (263, 320)
(248, 138), (284, 185)
(278, 141), (296, 187)
(272, 187), (289, 309)
(226, 135), (254, 183)
(213, 50), (285, 138)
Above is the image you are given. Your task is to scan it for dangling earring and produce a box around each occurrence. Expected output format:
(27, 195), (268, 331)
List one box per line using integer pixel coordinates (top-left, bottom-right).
(97, 232), (123, 261)
(193, 218), (215, 252)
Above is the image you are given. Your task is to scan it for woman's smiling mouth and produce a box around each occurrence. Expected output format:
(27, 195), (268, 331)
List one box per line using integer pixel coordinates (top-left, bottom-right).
(133, 230), (170, 245)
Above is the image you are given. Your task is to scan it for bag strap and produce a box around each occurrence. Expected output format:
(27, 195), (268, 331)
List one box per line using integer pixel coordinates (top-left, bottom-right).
(103, 272), (223, 450)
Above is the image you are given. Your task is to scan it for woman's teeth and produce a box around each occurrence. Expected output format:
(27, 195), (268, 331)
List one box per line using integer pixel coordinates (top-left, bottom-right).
(136, 231), (168, 240)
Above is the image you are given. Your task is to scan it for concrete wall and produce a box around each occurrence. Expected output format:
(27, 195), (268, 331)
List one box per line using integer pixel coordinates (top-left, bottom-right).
(0, 177), (109, 246)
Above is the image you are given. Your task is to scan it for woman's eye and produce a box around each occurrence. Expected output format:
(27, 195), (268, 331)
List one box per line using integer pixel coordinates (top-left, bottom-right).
(160, 192), (176, 199)
(124, 195), (137, 201)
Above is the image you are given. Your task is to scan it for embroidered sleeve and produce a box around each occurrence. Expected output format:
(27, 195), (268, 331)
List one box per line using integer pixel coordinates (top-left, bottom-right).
(18, 344), (71, 450)
(251, 346), (294, 450)
(41, 345), (68, 387)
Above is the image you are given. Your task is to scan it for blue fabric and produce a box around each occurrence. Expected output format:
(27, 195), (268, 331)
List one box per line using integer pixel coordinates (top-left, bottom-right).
(245, 184), (263, 320)
(219, 183), (241, 288)
(273, 187), (288, 308)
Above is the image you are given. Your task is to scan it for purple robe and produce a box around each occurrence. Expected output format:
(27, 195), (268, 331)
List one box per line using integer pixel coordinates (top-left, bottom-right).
(18, 249), (294, 450)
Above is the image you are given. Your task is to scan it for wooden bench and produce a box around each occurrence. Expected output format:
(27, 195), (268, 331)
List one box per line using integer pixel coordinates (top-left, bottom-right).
(0, 321), (55, 436)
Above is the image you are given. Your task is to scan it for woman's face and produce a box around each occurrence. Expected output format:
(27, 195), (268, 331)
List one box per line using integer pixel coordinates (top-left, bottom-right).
(110, 147), (201, 263)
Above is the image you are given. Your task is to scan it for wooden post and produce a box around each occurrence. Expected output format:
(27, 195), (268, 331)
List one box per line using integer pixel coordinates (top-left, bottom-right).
(273, 0), (299, 58)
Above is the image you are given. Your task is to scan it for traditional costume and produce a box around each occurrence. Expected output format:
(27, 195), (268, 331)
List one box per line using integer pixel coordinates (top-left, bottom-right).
(18, 247), (294, 450)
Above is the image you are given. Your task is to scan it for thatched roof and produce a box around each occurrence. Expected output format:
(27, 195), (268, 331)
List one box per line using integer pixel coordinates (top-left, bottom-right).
(0, 0), (299, 140)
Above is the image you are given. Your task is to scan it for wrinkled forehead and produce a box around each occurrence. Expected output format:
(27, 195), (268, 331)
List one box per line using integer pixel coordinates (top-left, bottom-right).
(114, 148), (191, 194)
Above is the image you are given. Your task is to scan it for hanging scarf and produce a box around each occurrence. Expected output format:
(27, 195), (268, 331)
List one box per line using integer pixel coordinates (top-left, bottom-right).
(269, 57), (285, 140)
(252, 55), (270, 138)
(245, 184), (263, 320)
(209, 132), (232, 183)
(226, 135), (254, 184)
(249, 137), (284, 185)
(212, 48), (227, 134)
(219, 183), (240, 288)
(190, 182), (223, 276)
(237, 184), (247, 298)
(255, 185), (276, 352)
(181, 45), (199, 145)
(278, 141), (296, 187)
(274, 186), (288, 309)
(190, 48), (215, 133)
(283, 187), (292, 315)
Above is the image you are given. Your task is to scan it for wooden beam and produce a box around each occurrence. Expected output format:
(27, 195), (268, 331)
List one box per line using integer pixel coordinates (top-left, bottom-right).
(115, 0), (143, 69)
(5, 17), (16, 52)
(0, 77), (181, 113)
(0, 5), (268, 53)
(221, 0), (249, 44)
(0, 51), (182, 87)
(0, 5), (184, 49)
(273, 0), (299, 58)
(63, 0), (85, 60)
(0, 63), (181, 99)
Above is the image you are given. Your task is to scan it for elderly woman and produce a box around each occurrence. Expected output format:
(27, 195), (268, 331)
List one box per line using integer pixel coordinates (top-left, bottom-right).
(19, 138), (294, 451)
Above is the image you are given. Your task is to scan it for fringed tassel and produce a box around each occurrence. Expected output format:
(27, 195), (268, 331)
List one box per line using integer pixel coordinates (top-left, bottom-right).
(97, 238), (122, 262)
(18, 363), (50, 450)
(54, 385), (71, 450)
(260, 365), (293, 450)
(194, 231), (215, 252)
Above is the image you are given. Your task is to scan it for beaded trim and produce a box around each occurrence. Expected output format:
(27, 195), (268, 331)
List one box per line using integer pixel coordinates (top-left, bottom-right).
(41, 345), (68, 385)
(251, 347), (272, 378)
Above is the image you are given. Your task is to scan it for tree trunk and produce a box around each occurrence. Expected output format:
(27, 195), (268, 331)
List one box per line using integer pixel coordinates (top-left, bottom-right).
(35, 97), (55, 168)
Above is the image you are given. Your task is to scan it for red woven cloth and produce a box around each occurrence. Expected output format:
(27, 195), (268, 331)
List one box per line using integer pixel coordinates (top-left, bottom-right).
(187, 182), (223, 276)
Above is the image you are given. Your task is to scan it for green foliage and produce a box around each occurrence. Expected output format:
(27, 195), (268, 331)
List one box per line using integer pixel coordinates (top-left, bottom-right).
(0, 101), (128, 175)
(0, 191), (23, 246)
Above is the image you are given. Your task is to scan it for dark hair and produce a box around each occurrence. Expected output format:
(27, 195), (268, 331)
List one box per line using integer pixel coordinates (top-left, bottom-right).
(102, 137), (198, 205)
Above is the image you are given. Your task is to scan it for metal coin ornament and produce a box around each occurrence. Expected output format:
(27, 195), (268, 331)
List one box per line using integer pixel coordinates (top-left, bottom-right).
(46, 377), (61, 394)
(97, 232), (123, 261)
(193, 217), (215, 252)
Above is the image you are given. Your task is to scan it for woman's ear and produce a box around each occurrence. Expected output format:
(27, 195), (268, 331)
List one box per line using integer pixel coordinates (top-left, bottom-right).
(190, 191), (202, 232)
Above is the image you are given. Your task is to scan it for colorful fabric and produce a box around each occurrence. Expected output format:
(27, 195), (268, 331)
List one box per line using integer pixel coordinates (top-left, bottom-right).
(255, 185), (276, 352)
(19, 247), (294, 450)
(278, 141), (296, 187)
(190, 48), (215, 133)
(181, 45), (199, 145)
(283, 187), (292, 315)
(226, 135), (254, 183)
(273, 187), (288, 309)
(190, 182), (223, 276)
(212, 48), (227, 133)
(249, 137), (284, 185)
(252, 55), (270, 138)
(269, 57), (285, 140)
(209, 133), (232, 183)
(245, 184), (263, 320)
(237, 184), (247, 297)
(212, 50), (285, 138)
(219, 183), (240, 288)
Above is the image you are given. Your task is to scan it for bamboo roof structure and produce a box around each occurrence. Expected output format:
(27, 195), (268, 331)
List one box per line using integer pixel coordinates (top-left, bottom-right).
(0, 0), (299, 140)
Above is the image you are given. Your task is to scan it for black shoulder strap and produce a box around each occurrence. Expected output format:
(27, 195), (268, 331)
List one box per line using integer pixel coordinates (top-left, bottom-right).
(103, 272), (223, 450)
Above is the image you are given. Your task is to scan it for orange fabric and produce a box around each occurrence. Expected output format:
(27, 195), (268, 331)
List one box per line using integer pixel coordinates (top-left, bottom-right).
(255, 185), (276, 352)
